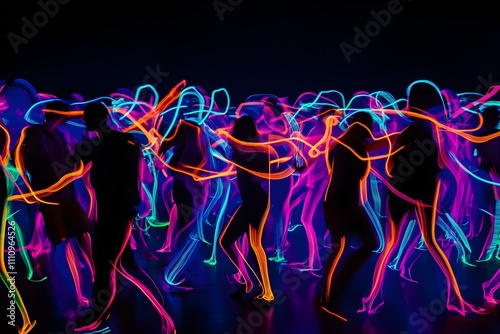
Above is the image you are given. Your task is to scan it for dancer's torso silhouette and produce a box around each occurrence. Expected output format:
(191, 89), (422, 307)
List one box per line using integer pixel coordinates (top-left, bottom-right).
(22, 101), (92, 246)
(74, 101), (141, 330)
(219, 115), (274, 301)
(321, 111), (379, 311)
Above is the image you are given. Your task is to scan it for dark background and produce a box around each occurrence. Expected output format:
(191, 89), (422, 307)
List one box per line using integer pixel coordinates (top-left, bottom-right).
(1, 0), (499, 103)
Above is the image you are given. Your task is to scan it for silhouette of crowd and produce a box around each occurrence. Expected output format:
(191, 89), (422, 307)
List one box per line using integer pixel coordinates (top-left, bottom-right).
(1, 78), (500, 333)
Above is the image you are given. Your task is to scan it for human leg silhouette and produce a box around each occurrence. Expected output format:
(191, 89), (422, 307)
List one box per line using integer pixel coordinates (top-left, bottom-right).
(359, 193), (412, 314)
(322, 206), (377, 308)
(219, 204), (256, 297)
(414, 181), (485, 315)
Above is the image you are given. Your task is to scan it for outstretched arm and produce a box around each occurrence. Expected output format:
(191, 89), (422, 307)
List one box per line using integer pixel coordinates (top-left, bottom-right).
(366, 131), (400, 152)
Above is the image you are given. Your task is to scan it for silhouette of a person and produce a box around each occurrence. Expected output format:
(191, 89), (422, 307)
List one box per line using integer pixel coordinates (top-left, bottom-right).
(0, 120), (8, 234)
(158, 119), (206, 231)
(158, 118), (211, 288)
(291, 105), (335, 271)
(219, 115), (274, 301)
(361, 83), (443, 314)
(259, 96), (294, 263)
(22, 101), (92, 248)
(1, 79), (48, 269)
(19, 100), (94, 306)
(361, 81), (484, 315)
(74, 101), (141, 329)
(470, 105), (500, 304)
(386, 84), (443, 227)
(472, 105), (500, 261)
(321, 111), (390, 312)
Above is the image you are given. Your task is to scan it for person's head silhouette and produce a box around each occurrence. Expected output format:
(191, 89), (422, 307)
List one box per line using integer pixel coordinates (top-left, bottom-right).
(263, 96), (282, 118)
(406, 81), (443, 121)
(350, 111), (373, 132)
(83, 102), (109, 131)
(480, 105), (500, 130)
(231, 115), (259, 143)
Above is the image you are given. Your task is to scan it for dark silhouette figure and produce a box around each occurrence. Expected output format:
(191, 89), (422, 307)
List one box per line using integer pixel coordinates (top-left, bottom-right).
(474, 106), (500, 165)
(0, 120), (8, 232)
(361, 83), (443, 314)
(158, 118), (210, 288)
(321, 111), (389, 312)
(158, 119), (206, 231)
(471, 105), (500, 261)
(361, 81), (484, 315)
(19, 100), (93, 307)
(477, 106), (500, 303)
(219, 115), (274, 301)
(74, 101), (141, 330)
(22, 101), (92, 248)
(260, 96), (294, 263)
(1, 79), (49, 261)
(386, 84), (443, 228)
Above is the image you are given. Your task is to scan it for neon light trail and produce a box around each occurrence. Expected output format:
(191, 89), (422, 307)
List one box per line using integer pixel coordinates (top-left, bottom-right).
(1, 78), (500, 333)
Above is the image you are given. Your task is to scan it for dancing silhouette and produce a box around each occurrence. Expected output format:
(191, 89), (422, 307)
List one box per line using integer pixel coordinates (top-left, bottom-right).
(321, 110), (391, 314)
(22, 101), (92, 248)
(219, 115), (274, 301)
(471, 105), (500, 261)
(74, 101), (141, 330)
(158, 118), (210, 288)
(360, 81), (485, 315)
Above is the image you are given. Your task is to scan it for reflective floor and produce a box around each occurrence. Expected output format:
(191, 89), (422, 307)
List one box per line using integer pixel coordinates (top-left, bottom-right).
(4, 223), (500, 334)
